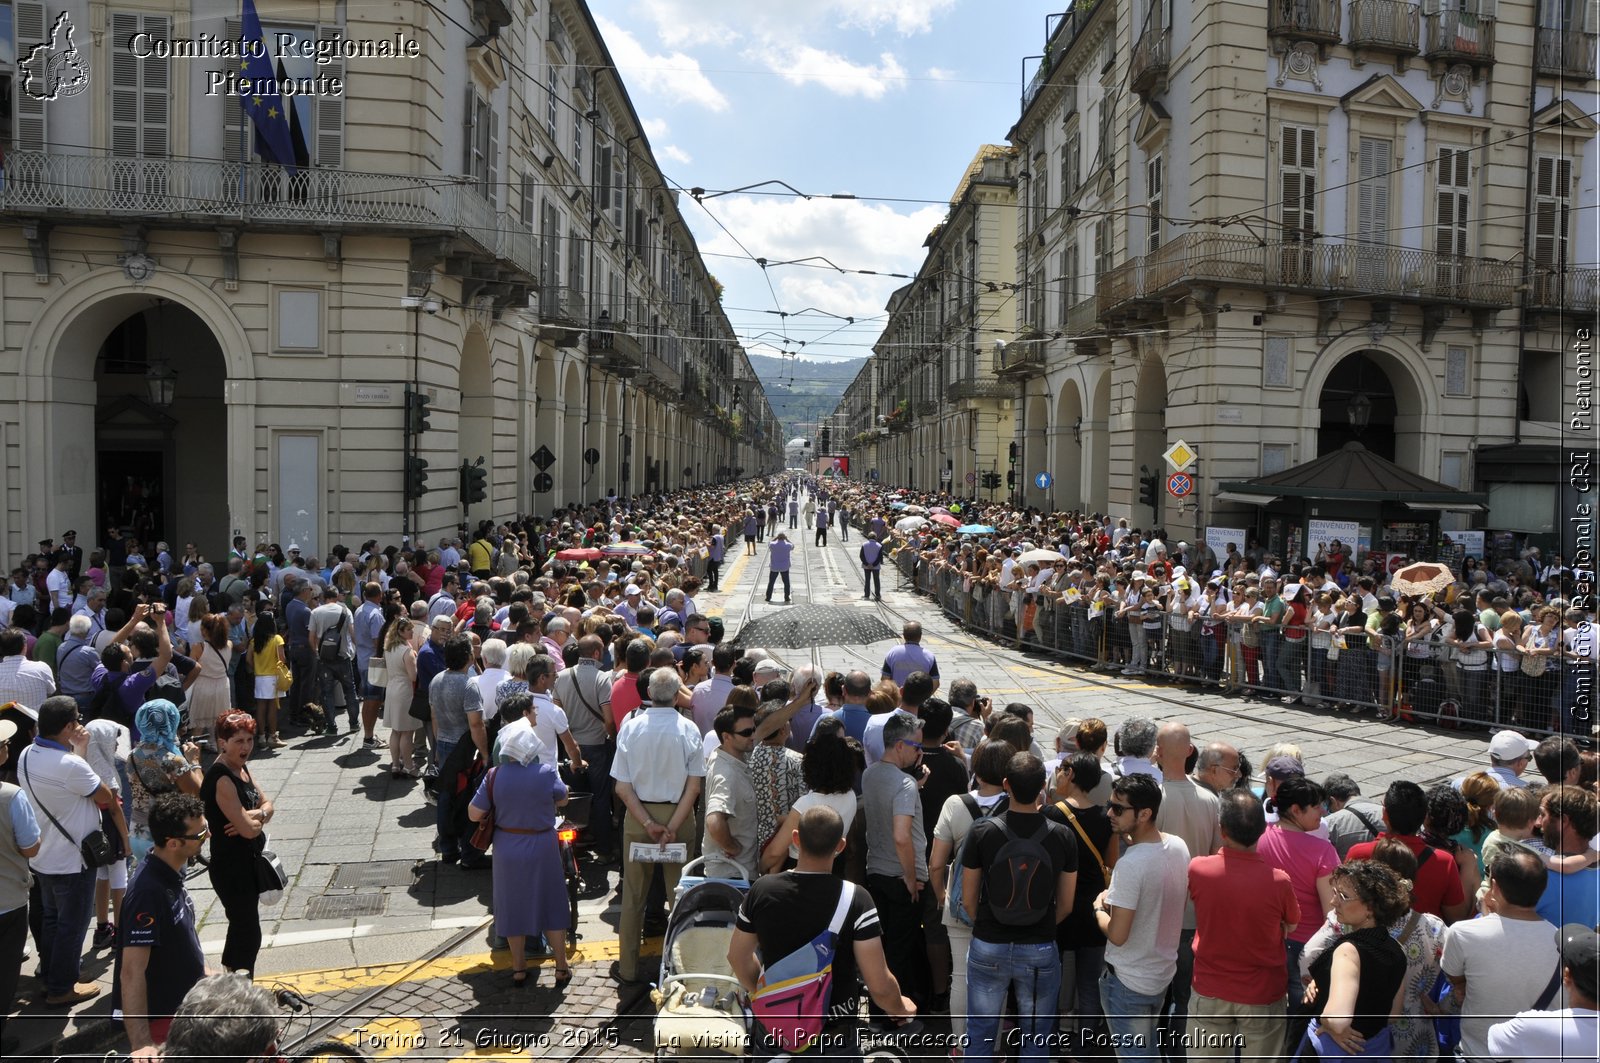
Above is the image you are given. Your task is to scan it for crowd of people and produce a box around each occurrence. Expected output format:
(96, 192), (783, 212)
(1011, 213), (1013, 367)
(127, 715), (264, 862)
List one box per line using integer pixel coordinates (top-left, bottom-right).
(0, 476), (1595, 1062)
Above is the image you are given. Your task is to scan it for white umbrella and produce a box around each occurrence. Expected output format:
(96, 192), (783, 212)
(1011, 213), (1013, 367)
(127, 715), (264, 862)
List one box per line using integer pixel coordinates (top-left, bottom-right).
(1018, 548), (1067, 566)
(895, 516), (928, 532)
(903, 505), (927, 515)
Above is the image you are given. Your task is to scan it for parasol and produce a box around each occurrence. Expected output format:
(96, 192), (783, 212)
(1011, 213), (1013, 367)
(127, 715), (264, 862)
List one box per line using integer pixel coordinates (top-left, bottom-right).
(894, 516), (929, 532)
(554, 548), (603, 562)
(931, 513), (962, 528)
(731, 604), (900, 650)
(1389, 561), (1455, 597)
(957, 524), (996, 535)
(1018, 548), (1067, 566)
(902, 505), (927, 515)
(889, 502), (909, 511)
(602, 542), (653, 556)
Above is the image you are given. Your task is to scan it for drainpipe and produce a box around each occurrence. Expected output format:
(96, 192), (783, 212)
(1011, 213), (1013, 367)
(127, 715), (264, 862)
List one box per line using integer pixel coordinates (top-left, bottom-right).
(1512, 54), (1540, 446)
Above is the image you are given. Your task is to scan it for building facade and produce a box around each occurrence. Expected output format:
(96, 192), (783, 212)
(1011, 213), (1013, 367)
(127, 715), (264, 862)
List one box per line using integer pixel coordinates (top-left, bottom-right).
(842, 147), (1019, 495)
(0, 0), (779, 563)
(842, 0), (1596, 557)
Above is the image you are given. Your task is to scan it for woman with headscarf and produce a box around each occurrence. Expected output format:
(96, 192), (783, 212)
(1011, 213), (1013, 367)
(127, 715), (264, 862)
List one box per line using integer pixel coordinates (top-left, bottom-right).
(127, 699), (203, 866)
(467, 724), (570, 988)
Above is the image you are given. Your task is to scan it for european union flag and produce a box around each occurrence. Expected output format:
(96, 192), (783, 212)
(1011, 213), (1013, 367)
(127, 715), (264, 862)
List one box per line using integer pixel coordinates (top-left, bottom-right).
(238, 0), (297, 173)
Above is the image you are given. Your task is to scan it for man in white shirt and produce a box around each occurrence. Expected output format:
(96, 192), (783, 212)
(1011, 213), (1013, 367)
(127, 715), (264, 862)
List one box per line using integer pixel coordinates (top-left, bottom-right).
(19, 696), (122, 1005)
(44, 556), (72, 612)
(309, 587), (359, 736)
(494, 656), (584, 773)
(1094, 773), (1190, 1060)
(1441, 848), (1562, 1063)
(352, 582), (387, 744)
(0, 627), (55, 711)
(1486, 922), (1599, 1063)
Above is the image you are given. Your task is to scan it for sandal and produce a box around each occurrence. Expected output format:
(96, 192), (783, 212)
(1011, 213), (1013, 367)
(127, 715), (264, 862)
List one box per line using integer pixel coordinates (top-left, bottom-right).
(511, 970), (528, 988)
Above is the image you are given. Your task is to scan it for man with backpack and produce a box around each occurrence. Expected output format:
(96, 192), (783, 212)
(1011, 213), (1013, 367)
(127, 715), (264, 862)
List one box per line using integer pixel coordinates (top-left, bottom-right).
(730, 805), (916, 1058)
(958, 750), (1078, 1063)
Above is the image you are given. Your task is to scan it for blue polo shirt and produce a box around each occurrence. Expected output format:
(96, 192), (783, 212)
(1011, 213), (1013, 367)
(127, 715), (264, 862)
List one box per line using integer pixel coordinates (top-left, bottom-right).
(769, 540), (794, 571)
(113, 854), (205, 1023)
(1536, 863), (1600, 931)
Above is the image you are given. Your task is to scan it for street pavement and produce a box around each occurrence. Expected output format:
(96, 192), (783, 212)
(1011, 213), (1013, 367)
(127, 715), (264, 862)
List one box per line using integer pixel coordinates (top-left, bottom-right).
(9, 497), (1515, 1060)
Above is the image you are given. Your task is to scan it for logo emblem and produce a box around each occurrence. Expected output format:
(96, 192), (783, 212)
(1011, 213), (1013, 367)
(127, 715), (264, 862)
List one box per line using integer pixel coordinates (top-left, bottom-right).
(22, 12), (91, 102)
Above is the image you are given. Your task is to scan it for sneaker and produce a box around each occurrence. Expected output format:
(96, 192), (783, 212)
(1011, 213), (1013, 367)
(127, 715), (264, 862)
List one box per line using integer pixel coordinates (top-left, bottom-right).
(363, 735), (385, 748)
(45, 983), (101, 1006)
(1120, 667), (1140, 676)
(93, 923), (115, 949)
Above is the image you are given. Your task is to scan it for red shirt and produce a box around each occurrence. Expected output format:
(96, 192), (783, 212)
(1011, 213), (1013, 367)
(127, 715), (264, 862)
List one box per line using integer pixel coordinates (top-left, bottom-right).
(1345, 832), (1465, 917)
(1189, 848), (1301, 1005)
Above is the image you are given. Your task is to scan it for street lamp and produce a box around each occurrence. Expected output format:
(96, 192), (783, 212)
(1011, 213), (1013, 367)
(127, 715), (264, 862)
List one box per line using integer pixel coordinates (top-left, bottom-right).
(1347, 392), (1372, 433)
(146, 358), (177, 408)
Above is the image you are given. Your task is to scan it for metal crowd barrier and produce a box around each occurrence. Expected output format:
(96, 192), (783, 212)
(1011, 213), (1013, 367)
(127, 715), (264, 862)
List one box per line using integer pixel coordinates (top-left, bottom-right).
(890, 550), (1574, 739)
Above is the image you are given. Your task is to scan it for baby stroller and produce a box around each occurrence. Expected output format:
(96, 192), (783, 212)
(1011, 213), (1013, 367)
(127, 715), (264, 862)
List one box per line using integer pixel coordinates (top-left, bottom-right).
(651, 857), (752, 1059)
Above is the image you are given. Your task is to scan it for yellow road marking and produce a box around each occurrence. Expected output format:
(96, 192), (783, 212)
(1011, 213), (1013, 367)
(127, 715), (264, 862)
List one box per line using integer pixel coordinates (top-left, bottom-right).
(267, 937), (660, 996)
(704, 550), (753, 618)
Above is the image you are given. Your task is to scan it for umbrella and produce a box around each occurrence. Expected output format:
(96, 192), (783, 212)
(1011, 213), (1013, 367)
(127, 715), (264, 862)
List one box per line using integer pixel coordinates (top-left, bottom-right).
(903, 505), (927, 514)
(929, 506), (951, 515)
(602, 542), (652, 556)
(957, 524), (996, 535)
(1018, 548), (1067, 566)
(894, 516), (928, 532)
(931, 513), (961, 528)
(889, 502), (909, 511)
(1390, 561), (1455, 597)
(554, 547), (603, 562)
(731, 604), (900, 650)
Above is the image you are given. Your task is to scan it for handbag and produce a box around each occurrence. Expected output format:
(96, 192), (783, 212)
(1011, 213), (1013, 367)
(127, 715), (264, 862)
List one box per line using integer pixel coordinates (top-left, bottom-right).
(21, 751), (119, 868)
(471, 767), (498, 850)
(1520, 652), (1548, 678)
(275, 657), (293, 694)
(254, 847), (288, 899)
(367, 655), (388, 686)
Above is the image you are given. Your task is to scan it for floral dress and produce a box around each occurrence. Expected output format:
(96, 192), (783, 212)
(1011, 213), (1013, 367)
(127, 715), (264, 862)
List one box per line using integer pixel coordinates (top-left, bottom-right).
(127, 744), (192, 863)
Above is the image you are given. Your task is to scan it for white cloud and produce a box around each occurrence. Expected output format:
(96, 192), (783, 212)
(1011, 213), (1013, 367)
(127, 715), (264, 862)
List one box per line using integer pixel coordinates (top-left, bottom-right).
(691, 195), (945, 337)
(594, 16), (731, 112)
(642, 117), (671, 139)
(924, 66), (956, 81)
(831, 0), (959, 35)
(658, 144), (693, 165)
(633, 0), (957, 44)
(762, 45), (907, 99)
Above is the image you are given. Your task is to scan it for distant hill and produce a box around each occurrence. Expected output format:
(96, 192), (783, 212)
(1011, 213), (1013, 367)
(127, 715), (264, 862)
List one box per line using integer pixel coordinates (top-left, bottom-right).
(751, 355), (867, 444)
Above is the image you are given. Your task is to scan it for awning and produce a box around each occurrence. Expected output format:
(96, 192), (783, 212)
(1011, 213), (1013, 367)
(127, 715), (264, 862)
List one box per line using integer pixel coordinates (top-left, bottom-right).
(1403, 501), (1488, 513)
(1215, 491), (1279, 505)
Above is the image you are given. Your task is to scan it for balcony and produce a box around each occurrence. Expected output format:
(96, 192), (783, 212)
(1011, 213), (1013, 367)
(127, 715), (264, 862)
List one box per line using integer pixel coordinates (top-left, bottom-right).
(1095, 232), (1517, 320)
(996, 339), (1048, 379)
(1348, 0), (1421, 62)
(1536, 26), (1597, 79)
(948, 377), (1011, 402)
(588, 317), (644, 377)
(1424, 10), (1495, 69)
(641, 353), (682, 401)
(1066, 296), (1100, 335)
(1129, 26), (1171, 99)
(1528, 267), (1599, 314)
(1, 150), (538, 280)
(1269, 0), (1343, 45)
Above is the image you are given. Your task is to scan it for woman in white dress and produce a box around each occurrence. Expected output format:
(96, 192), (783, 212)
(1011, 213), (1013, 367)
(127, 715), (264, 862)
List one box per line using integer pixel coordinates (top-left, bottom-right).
(382, 617), (421, 776)
(185, 613), (233, 745)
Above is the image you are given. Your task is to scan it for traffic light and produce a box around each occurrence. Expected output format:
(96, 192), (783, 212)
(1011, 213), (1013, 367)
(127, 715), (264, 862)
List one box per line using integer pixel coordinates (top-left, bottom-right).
(404, 456), (430, 499)
(1138, 466), (1161, 510)
(405, 389), (432, 436)
(460, 458), (487, 505)
(1006, 470), (1017, 490)
(1008, 441), (1018, 466)
(820, 426), (832, 452)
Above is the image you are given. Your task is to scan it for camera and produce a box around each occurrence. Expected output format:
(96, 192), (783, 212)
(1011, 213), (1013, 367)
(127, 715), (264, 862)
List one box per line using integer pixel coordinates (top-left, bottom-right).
(422, 298), (442, 315)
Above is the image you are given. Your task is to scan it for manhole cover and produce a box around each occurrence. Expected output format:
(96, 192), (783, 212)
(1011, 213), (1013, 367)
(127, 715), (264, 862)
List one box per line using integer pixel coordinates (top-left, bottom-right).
(330, 861), (420, 889)
(305, 893), (386, 919)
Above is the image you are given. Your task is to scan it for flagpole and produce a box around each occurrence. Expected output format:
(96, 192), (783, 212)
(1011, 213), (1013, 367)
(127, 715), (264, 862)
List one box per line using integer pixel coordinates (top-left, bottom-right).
(238, 117), (247, 218)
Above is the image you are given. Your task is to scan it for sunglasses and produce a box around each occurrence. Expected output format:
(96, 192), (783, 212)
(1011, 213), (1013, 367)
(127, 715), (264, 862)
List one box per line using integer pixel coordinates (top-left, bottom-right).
(180, 829), (211, 842)
(732, 727), (757, 738)
(1105, 801), (1131, 815)
(1332, 887), (1356, 903)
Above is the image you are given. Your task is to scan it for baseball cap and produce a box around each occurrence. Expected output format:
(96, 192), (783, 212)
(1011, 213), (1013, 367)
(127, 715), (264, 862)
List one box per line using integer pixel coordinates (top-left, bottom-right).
(287, 543), (301, 553)
(752, 658), (784, 678)
(1265, 755), (1305, 780)
(1557, 923), (1600, 997)
(1488, 729), (1539, 761)
(0, 718), (16, 744)
(624, 584), (641, 596)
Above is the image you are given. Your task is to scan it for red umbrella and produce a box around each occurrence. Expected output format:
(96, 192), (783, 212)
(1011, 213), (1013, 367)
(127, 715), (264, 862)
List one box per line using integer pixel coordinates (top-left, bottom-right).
(931, 513), (961, 527)
(555, 547), (604, 562)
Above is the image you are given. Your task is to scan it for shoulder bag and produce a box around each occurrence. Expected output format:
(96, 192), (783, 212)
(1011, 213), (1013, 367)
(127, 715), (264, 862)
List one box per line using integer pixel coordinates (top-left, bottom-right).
(20, 750), (119, 868)
(470, 767), (498, 850)
(318, 611), (348, 664)
(1055, 800), (1109, 883)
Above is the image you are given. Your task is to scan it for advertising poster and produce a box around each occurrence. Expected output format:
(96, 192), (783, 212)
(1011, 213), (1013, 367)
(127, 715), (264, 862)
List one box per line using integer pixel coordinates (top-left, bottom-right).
(1205, 527), (1247, 566)
(830, 455), (850, 477)
(1307, 519), (1361, 556)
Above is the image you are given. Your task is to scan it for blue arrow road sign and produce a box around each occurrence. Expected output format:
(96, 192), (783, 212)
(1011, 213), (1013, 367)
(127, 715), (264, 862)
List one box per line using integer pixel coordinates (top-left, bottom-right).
(1035, 472), (1053, 489)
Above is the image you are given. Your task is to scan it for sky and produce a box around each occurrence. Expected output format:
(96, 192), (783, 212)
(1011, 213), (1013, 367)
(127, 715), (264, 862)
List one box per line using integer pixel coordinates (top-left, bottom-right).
(585, 0), (1053, 366)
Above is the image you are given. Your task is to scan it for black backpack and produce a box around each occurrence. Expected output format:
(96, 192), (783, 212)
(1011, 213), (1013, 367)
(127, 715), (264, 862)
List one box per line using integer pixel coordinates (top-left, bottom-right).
(980, 815), (1057, 926)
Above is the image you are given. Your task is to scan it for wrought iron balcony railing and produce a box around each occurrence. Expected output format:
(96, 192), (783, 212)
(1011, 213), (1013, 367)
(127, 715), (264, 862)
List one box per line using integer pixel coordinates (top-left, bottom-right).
(1066, 296), (1100, 335)
(1348, 0), (1421, 55)
(1, 150), (539, 279)
(1269, 0), (1343, 42)
(1095, 232), (1517, 317)
(1527, 267), (1599, 313)
(1424, 10), (1495, 66)
(1535, 26), (1597, 79)
(540, 286), (586, 327)
(948, 378), (1011, 401)
(1130, 27), (1171, 98)
(996, 340), (1048, 378)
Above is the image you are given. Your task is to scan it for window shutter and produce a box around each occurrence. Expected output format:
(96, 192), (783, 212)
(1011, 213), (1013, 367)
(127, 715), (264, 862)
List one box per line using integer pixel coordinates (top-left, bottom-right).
(14, 0), (48, 151)
(1477, 0), (1497, 19)
(110, 12), (141, 158)
(1356, 138), (1390, 245)
(1280, 125), (1316, 240)
(488, 105), (500, 208)
(1435, 148), (1469, 258)
(463, 91), (477, 175)
(1533, 156), (1570, 270)
(1147, 154), (1163, 253)
(222, 17), (245, 162)
(314, 25), (344, 168)
(1585, 0), (1598, 34)
(521, 175), (535, 226)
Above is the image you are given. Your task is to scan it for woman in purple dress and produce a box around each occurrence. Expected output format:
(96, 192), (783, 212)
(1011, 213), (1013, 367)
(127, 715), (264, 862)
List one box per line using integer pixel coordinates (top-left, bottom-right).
(467, 727), (570, 987)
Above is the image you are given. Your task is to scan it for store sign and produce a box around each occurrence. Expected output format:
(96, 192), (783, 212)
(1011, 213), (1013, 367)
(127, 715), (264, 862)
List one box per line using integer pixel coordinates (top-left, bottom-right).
(1307, 519), (1360, 554)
